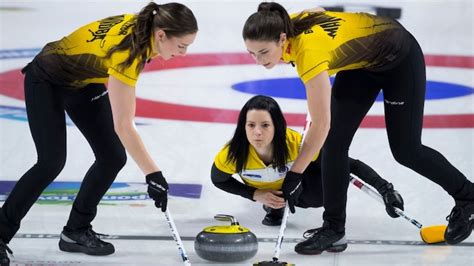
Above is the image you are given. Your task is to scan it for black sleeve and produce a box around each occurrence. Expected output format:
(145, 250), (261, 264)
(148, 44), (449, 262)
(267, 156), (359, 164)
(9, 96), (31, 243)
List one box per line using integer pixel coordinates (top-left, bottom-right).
(348, 157), (388, 191)
(211, 163), (257, 201)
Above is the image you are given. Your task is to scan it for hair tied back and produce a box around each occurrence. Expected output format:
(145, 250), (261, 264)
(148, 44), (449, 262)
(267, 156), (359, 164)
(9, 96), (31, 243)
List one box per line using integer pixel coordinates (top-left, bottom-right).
(258, 2), (271, 12)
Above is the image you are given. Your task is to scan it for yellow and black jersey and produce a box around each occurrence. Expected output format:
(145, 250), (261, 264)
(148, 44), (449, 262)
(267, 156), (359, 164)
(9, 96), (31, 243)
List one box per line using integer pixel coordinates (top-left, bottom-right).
(213, 128), (318, 191)
(31, 14), (157, 88)
(282, 11), (412, 83)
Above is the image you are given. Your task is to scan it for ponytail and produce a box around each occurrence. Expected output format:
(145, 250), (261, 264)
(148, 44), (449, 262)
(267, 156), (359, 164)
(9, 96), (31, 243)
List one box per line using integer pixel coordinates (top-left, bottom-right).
(106, 2), (197, 75)
(243, 1), (328, 41)
(243, 2), (294, 41)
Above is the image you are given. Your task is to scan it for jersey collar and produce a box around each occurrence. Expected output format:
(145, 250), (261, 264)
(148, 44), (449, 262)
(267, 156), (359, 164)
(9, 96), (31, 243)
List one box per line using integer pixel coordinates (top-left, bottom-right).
(249, 146), (270, 167)
(281, 39), (296, 67)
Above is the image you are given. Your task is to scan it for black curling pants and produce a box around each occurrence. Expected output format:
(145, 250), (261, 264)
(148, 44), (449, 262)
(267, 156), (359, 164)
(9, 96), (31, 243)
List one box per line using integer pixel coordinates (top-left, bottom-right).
(298, 157), (391, 209)
(321, 36), (474, 232)
(0, 66), (127, 243)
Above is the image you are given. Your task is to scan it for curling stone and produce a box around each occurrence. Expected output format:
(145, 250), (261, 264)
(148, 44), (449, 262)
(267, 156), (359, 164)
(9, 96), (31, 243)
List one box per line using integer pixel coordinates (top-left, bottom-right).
(194, 214), (258, 262)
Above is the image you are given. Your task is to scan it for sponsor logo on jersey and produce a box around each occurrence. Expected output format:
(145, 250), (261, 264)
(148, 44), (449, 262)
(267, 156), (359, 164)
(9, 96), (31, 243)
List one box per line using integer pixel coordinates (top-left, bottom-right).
(278, 166), (290, 174)
(87, 15), (125, 46)
(242, 173), (262, 178)
(316, 14), (344, 39)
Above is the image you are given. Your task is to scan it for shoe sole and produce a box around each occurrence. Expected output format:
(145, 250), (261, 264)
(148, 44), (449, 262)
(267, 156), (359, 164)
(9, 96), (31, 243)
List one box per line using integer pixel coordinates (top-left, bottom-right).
(295, 243), (348, 255)
(262, 222), (282, 226)
(262, 219), (282, 226)
(59, 239), (115, 256)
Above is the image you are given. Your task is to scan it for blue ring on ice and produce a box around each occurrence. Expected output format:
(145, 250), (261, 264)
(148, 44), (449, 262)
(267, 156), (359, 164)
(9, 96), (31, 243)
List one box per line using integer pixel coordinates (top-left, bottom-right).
(232, 77), (474, 100)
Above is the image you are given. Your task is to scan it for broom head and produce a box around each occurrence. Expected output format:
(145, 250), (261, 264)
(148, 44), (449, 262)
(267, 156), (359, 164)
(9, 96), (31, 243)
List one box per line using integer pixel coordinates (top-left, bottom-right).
(420, 225), (447, 244)
(253, 261), (295, 266)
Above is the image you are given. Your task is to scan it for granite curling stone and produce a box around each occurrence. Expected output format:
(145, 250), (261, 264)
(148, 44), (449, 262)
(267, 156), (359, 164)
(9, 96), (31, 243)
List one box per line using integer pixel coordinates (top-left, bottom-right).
(194, 214), (258, 262)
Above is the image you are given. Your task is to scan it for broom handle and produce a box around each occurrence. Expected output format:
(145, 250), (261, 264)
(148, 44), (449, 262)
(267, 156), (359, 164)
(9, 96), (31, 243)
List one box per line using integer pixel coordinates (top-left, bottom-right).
(272, 115), (312, 261)
(349, 175), (423, 229)
(164, 208), (192, 266)
(272, 204), (290, 261)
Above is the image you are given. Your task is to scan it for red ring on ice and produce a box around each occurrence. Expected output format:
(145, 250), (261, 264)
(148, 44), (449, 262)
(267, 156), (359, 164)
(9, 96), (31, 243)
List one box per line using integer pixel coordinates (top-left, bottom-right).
(0, 53), (473, 128)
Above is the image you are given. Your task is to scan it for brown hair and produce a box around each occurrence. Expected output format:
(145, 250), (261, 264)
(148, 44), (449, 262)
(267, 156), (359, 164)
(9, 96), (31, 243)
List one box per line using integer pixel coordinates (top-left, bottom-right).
(242, 2), (326, 42)
(106, 2), (198, 74)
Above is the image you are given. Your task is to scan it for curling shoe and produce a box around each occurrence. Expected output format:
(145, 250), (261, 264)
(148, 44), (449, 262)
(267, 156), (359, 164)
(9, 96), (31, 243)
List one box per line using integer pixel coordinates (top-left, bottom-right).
(295, 227), (347, 255)
(59, 227), (114, 255)
(262, 205), (284, 226)
(0, 239), (11, 266)
(445, 201), (474, 245)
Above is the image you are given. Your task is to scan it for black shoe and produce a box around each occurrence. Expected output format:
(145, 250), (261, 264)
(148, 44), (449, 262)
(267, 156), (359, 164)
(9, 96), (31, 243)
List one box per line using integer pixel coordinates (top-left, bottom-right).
(445, 201), (474, 245)
(295, 227), (347, 255)
(59, 227), (115, 256)
(262, 205), (284, 226)
(0, 239), (12, 266)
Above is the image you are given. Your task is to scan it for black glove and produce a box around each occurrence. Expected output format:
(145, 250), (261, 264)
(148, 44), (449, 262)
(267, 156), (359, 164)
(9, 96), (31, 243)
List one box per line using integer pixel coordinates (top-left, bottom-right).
(146, 171), (169, 212)
(281, 171), (303, 214)
(378, 183), (404, 218)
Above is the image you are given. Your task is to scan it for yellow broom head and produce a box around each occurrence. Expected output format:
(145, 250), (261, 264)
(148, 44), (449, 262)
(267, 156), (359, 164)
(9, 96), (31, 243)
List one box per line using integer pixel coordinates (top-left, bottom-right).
(420, 225), (447, 244)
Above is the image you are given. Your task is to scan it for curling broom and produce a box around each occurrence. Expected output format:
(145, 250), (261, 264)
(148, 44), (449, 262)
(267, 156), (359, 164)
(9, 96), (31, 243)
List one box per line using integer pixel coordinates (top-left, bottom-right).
(349, 175), (446, 244)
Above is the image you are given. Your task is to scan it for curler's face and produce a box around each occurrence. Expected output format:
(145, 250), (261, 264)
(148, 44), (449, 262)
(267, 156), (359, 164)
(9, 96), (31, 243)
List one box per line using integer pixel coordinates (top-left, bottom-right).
(245, 33), (286, 69)
(154, 30), (197, 60)
(245, 109), (275, 151)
